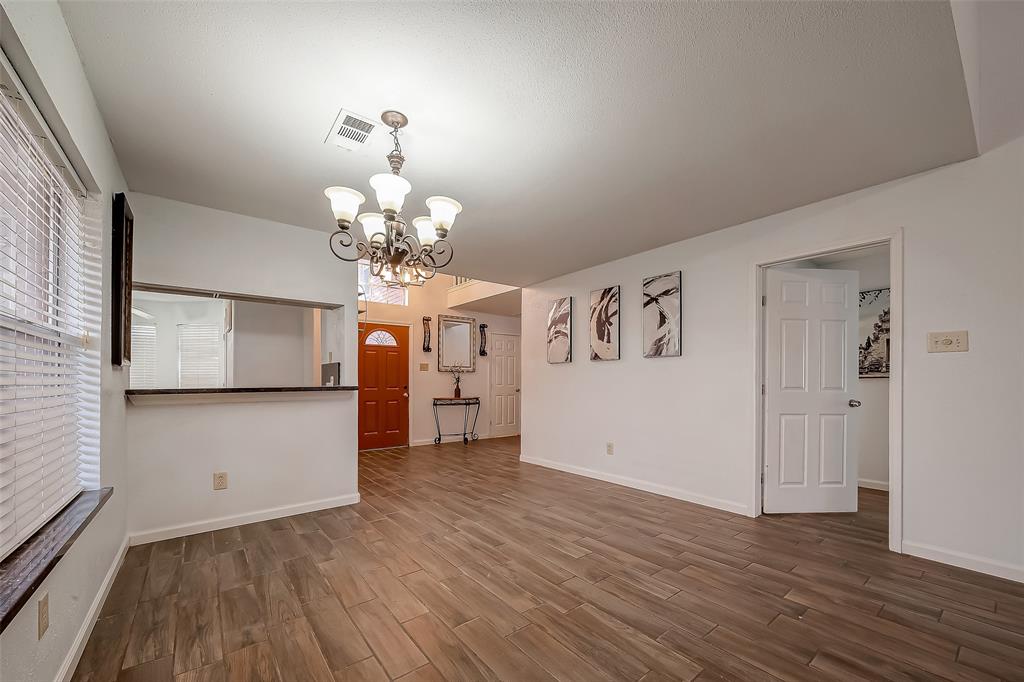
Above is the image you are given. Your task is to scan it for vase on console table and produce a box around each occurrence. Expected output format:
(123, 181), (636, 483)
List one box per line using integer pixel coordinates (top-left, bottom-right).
(450, 365), (463, 399)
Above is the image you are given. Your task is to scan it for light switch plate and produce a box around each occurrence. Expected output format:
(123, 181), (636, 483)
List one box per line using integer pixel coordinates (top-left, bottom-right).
(213, 472), (228, 490)
(927, 330), (968, 353)
(419, 363), (429, 372)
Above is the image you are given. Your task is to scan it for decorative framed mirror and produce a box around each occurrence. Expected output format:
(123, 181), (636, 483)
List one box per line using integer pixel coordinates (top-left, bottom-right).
(437, 314), (476, 372)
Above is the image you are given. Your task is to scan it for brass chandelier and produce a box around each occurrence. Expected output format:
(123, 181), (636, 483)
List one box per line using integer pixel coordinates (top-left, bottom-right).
(325, 111), (462, 288)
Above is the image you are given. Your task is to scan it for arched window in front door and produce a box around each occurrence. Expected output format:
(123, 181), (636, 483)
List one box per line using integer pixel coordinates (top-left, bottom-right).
(365, 329), (398, 346)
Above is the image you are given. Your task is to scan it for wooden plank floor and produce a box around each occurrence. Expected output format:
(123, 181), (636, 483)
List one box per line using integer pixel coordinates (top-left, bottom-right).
(73, 437), (1024, 681)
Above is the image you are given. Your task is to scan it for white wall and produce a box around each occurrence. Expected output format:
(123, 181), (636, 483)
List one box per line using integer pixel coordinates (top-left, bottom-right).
(365, 274), (521, 445)
(125, 193), (360, 540)
(320, 307), (345, 383)
(522, 136), (1024, 582)
(0, 3), (130, 681)
(126, 396), (358, 540)
(231, 300), (308, 387)
(811, 248), (890, 490)
(951, 0), (1024, 154)
(129, 192), (359, 386)
(857, 375), (890, 489)
(834, 251), (889, 291)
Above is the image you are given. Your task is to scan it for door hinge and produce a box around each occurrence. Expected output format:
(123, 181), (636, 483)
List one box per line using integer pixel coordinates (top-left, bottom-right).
(761, 295), (766, 306)
(760, 471), (765, 485)
(761, 383), (765, 395)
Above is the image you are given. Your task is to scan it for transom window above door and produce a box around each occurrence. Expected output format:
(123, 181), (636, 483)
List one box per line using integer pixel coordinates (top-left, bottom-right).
(358, 261), (408, 306)
(365, 329), (398, 346)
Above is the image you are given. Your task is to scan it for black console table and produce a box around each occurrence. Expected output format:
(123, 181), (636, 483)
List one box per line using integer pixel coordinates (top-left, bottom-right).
(432, 397), (480, 445)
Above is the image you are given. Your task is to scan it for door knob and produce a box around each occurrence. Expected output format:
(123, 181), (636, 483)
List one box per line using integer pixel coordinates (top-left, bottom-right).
(848, 399), (862, 408)
(403, 392), (409, 398)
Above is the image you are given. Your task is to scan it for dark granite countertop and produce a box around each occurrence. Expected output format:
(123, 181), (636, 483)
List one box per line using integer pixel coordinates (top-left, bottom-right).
(125, 386), (358, 405)
(125, 386), (358, 395)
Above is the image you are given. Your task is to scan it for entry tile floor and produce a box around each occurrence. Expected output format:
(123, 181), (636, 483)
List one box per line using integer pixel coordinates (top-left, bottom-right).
(73, 437), (1024, 680)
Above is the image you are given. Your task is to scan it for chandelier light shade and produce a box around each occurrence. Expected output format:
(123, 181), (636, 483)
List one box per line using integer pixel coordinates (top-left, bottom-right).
(425, 196), (463, 234)
(326, 111), (462, 287)
(357, 212), (386, 243)
(412, 216), (436, 246)
(369, 173), (412, 213)
(324, 186), (365, 224)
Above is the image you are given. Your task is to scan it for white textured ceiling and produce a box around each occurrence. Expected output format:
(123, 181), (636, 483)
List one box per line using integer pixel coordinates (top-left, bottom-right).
(61, 1), (976, 287)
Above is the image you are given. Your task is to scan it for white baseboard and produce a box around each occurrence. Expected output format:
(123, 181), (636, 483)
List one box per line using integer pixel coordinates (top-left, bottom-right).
(903, 540), (1024, 584)
(58, 535), (129, 682)
(129, 493), (361, 545)
(858, 478), (890, 491)
(520, 456), (749, 516)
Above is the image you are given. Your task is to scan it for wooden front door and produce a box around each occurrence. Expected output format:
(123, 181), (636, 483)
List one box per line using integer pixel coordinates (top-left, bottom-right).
(359, 323), (409, 450)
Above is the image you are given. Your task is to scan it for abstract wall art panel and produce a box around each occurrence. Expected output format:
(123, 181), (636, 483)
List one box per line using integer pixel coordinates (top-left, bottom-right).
(642, 271), (681, 358)
(590, 286), (620, 361)
(546, 296), (572, 363)
(858, 287), (890, 377)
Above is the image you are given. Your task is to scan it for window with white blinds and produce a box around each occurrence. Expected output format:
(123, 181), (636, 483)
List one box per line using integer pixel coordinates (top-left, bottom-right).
(358, 261), (408, 306)
(0, 88), (87, 560)
(177, 323), (224, 388)
(129, 324), (157, 389)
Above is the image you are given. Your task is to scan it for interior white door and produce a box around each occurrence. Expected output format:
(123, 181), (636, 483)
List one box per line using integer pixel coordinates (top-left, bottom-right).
(489, 333), (520, 437)
(764, 268), (860, 513)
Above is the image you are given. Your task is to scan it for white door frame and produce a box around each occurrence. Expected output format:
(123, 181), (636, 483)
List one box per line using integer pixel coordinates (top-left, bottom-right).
(753, 230), (903, 553)
(488, 332), (521, 436)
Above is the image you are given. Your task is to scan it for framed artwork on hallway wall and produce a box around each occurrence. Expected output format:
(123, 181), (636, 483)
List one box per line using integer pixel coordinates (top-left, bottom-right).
(546, 296), (572, 363)
(859, 287), (890, 377)
(642, 270), (681, 358)
(590, 286), (620, 361)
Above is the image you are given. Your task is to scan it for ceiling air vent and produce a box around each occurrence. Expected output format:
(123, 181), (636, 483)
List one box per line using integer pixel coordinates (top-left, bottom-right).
(325, 109), (377, 151)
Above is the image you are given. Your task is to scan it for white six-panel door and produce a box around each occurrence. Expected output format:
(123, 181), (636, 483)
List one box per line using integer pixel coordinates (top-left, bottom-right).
(764, 268), (860, 513)
(489, 334), (520, 437)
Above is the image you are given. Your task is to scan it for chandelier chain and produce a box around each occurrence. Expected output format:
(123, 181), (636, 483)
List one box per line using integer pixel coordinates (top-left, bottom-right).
(390, 125), (402, 156)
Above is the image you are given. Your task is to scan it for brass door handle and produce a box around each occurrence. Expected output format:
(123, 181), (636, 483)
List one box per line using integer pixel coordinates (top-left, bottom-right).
(403, 392), (409, 398)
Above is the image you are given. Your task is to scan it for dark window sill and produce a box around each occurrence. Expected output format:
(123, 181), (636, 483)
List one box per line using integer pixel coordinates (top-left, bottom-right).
(0, 487), (113, 634)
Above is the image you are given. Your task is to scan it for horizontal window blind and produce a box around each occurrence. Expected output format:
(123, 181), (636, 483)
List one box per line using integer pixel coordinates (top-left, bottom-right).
(177, 323), (223, 388)
(77, 199), (101, 490)
(129, 324), (157, 389)
(0, 88), (85, 560)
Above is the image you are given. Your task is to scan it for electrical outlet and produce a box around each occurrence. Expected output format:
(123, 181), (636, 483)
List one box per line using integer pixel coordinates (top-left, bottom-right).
(927, 330), (969, 353)
(419, 363), (429, 372)
(606, 442), (614, 456)
(38, 592), (49, 639)
(213, 472), (228, 490)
